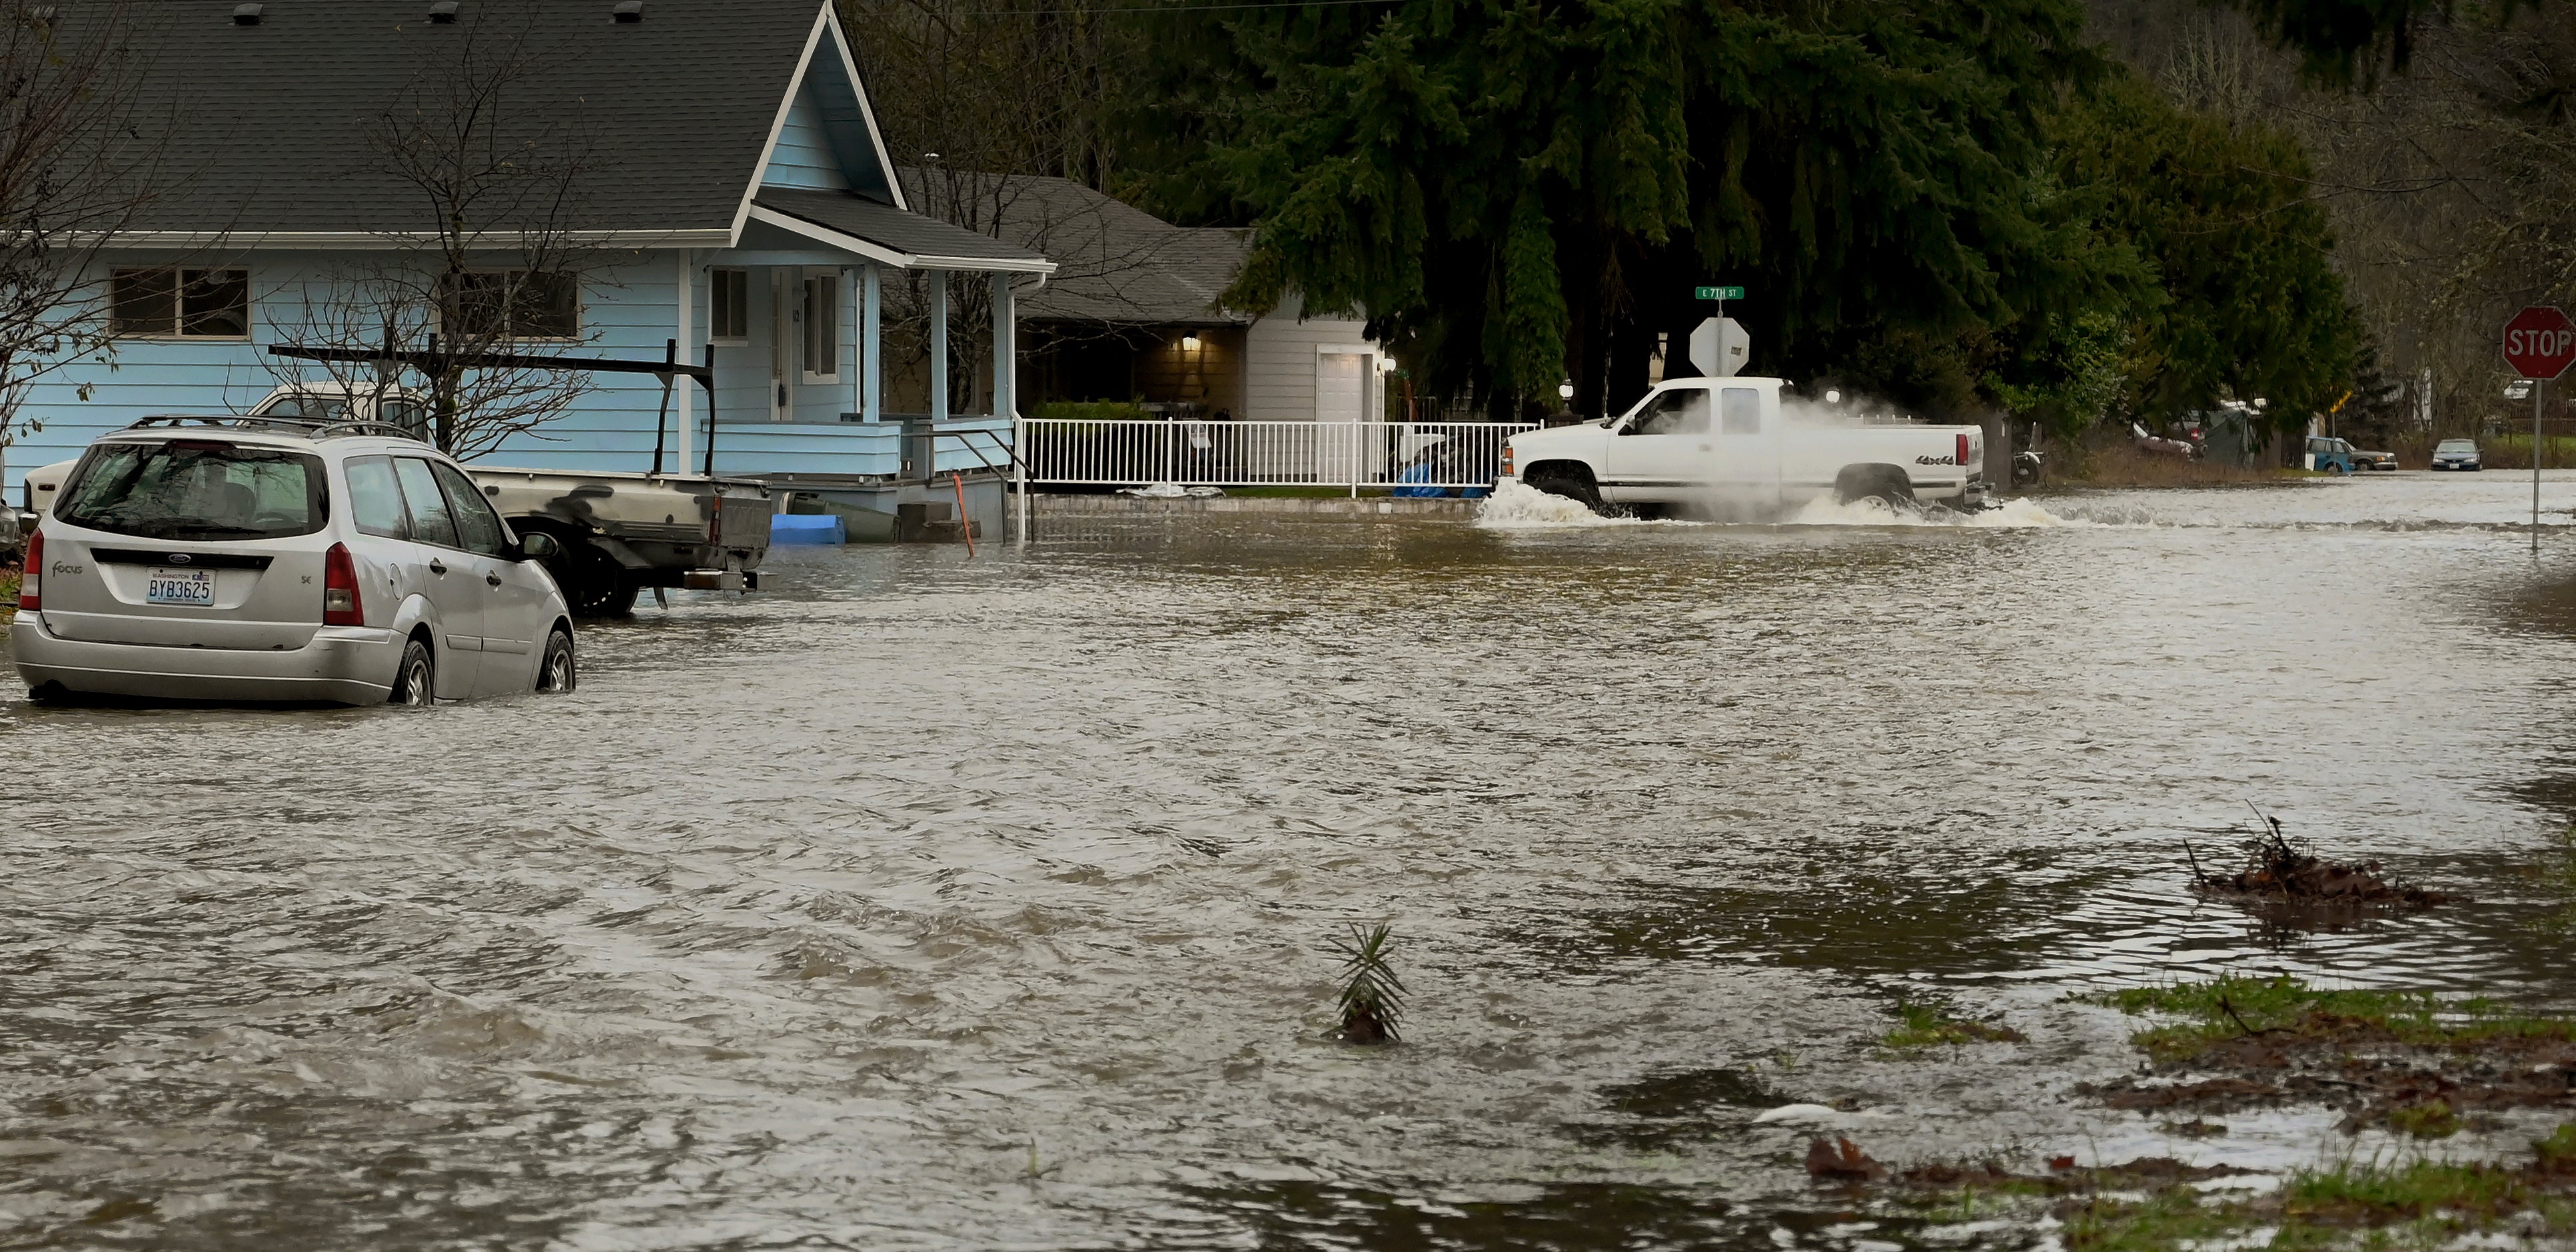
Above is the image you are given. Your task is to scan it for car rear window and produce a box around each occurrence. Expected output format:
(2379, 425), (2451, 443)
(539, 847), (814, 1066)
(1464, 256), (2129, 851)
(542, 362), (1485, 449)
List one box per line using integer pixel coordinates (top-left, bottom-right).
(55, 440), (328, 540)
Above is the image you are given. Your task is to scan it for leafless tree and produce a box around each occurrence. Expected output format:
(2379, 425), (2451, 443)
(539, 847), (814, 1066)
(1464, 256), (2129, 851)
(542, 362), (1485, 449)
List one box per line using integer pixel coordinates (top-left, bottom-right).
(0, 0), (168, 446)
(846, 0), (1183, 410)
(265, 7), (609, 458)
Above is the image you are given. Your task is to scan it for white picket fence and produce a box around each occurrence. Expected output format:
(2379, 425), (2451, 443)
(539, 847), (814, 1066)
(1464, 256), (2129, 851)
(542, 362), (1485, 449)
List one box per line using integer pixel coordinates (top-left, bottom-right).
(1019, 419), (1535, 488)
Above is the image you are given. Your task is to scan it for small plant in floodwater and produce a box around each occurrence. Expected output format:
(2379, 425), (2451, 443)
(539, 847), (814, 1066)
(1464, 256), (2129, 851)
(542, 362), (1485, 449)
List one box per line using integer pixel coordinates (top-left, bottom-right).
(1021, 1135), (1060, 1181)
(1881, 1001), (2026, 1050)
(2158, 1118), (2228, 1139)
(2387, 1100), (2459, 1140)
(1331, 922), (1405, 1045)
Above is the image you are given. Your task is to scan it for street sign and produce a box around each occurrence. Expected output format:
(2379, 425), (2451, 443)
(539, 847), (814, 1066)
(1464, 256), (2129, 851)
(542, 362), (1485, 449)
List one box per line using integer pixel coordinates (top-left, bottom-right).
(1694, 285), (1745, 301)
(2503, 305), (2576, 380)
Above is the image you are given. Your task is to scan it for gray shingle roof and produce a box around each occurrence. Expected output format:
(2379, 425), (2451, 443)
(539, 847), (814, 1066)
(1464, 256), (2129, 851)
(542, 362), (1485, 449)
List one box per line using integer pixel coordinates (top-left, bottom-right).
(895, 171), (1252, 325)
(753, 189), (1051, 269)
(105, 0), (834, 235)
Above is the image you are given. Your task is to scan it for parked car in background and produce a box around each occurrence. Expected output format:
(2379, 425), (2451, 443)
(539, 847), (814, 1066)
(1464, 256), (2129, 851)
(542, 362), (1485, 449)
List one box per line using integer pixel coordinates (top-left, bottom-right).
(2431, 439), (2483, 471)
(16, 414), (578, 705)
(2351, 446), (2399, 472)
(2303, 436), (2357, 473)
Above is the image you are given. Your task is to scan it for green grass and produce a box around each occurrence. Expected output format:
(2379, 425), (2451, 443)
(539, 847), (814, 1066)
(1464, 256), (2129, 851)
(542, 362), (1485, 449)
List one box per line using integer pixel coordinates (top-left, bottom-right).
(1880, 1001), (2024, 1049)
(2060, 1189), (2257, 1251)
(2058, 1144), (2576, 1250)
(2284, 1159), (2528, 1223)
(2077, 975), (2576, 1063)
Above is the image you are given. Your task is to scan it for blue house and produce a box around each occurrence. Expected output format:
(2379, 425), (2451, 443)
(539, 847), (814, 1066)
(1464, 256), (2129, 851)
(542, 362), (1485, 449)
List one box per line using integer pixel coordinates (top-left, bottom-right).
(7, 0), (1053, 534)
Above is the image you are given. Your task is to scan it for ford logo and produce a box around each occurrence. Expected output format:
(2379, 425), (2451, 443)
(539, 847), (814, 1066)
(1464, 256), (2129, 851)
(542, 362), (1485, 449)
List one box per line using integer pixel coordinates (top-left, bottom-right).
(165, 553), (191, 564)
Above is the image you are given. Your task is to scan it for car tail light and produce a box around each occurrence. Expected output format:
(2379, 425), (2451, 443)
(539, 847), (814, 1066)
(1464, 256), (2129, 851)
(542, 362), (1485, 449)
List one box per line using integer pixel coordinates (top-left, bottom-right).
(322, 542), (364, 626)
(1956, 433), (1972, 466)
(17, 529), (38, 613)
(1503, 444), (1516, 477)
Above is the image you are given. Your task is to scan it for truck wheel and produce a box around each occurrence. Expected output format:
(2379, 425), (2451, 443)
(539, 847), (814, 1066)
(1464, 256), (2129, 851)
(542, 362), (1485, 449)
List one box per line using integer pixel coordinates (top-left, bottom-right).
(1833, 465), (1916, 508)
(1525, 466), (1612, 516)
(546, 540), (636, 618)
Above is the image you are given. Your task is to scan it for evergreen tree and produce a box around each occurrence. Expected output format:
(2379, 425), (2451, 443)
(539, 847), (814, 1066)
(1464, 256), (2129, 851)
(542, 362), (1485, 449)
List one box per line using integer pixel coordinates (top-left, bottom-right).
(1128, 0), (2118, 416)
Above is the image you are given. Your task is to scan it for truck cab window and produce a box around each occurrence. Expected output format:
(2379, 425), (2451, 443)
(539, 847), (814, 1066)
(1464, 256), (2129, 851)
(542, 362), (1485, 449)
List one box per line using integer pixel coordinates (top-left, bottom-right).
(1626, 388), (1710, 436)
(1721, 388), (1761, 435)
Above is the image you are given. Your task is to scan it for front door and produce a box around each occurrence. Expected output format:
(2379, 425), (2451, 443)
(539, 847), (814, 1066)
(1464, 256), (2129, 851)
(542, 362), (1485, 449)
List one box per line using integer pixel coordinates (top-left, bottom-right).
(1315, 351), (1369, 482)
(392, 456), (482, 698)
(1603, 384), (1710, 505)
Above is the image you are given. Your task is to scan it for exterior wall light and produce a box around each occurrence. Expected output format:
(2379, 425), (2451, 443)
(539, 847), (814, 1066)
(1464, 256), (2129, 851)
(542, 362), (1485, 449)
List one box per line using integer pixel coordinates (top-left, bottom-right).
(1181, 334), (1201, 352)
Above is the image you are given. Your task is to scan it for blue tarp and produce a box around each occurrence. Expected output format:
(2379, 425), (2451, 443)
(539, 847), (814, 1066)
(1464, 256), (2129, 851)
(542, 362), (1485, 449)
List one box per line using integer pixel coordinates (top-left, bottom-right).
(772, 514), (846, 545)
(1391, 465), (1489, 498)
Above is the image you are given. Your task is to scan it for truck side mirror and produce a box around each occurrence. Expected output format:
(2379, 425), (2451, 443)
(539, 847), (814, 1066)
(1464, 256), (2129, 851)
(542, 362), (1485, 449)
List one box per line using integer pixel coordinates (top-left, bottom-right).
(518, 532), (561, 560)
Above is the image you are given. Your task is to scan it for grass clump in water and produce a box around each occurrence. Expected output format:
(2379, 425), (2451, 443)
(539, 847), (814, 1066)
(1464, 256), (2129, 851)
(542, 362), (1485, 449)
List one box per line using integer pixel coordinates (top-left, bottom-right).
(1880, 1001), (2025, 1049)
(2077, 975), (2576, 1065)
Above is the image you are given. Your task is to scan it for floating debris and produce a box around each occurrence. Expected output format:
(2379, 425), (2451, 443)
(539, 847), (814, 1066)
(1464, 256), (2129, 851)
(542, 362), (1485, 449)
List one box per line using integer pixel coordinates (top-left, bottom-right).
(1805, 1136), (1886, 1181)
(1330, 922), (1405, 1045)
(2188, 806), (2448, 908)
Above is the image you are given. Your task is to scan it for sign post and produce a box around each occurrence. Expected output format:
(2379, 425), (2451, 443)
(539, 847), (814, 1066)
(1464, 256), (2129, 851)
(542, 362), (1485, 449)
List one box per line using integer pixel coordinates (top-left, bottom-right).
(1693, 286), (1748, 378)
(2503, 305), (2576, 550)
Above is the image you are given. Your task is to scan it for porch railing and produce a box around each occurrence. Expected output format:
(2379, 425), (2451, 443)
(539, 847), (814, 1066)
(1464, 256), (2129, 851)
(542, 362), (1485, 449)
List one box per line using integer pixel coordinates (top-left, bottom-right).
(1019, 419), (1536, 489)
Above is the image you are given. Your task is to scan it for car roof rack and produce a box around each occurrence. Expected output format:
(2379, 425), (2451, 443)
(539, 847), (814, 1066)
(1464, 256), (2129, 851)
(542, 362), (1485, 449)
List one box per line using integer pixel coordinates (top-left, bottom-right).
(121, 414), (427, 444)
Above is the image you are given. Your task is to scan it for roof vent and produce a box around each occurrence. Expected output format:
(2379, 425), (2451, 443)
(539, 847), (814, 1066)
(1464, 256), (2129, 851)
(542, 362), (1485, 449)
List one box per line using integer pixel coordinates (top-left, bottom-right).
(427, 0), (456, 21)
(612, 0), (641, 21)
(231, 2), (263, 23)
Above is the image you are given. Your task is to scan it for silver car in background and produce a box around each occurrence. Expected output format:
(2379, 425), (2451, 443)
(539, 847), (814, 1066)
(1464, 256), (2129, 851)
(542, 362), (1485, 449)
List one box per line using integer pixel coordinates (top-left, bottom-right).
(15, 415), (577, 705)
(2431, 438), (2482, 471)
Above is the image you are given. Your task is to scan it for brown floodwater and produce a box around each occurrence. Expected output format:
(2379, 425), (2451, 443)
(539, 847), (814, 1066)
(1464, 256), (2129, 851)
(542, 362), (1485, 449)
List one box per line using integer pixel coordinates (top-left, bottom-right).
(7, 472), (2576, 1249)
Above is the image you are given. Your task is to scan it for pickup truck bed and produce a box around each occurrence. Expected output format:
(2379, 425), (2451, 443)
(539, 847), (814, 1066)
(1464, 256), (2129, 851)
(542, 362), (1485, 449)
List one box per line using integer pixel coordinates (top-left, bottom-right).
(476, 468), (772, 616)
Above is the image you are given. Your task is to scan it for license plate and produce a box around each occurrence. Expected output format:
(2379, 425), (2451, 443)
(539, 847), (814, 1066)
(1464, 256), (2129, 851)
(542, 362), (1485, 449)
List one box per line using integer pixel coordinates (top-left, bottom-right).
(145, 567), (215, 606)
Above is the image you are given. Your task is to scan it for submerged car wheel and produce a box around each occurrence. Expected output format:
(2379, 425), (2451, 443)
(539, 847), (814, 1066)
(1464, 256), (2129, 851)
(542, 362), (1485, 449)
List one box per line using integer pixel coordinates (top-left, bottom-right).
(389, 637), (436, 706)
(537, 628), (576, 694)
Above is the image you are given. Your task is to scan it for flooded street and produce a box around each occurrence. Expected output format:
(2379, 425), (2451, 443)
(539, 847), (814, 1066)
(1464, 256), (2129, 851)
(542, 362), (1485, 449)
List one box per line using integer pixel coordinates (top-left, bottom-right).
(9, 472), (2576, 1249)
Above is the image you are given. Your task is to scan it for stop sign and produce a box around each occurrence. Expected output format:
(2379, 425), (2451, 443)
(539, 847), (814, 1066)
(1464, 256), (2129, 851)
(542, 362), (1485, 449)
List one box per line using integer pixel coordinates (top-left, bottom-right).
(2505, 305), (2576, 380)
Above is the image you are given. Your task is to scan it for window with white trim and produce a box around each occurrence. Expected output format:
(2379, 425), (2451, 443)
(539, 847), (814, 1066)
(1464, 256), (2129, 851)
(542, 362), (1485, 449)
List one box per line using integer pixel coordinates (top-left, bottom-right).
(802, 273), (839, 381)
(111, 268), (250, 337)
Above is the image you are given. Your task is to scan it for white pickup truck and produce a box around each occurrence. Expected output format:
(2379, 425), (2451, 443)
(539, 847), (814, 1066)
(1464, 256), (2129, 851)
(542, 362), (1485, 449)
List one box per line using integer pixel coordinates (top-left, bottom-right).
(1506, 376), (1989, 518)
(21, 384), (773, 616)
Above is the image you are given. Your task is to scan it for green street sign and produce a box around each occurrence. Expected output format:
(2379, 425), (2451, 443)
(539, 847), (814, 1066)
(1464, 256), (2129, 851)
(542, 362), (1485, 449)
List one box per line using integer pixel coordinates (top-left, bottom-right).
(1695, 285), (1745, 301)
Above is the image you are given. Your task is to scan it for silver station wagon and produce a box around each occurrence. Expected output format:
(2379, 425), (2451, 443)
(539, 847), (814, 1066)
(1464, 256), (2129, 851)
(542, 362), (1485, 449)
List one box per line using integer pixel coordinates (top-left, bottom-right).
(16, 415), (576, 705)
